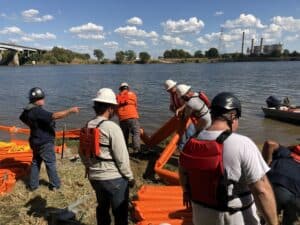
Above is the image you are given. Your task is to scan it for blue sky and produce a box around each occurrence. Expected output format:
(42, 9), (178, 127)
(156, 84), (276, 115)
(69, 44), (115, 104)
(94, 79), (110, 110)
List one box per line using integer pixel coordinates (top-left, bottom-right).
(1, 0), (300, 58)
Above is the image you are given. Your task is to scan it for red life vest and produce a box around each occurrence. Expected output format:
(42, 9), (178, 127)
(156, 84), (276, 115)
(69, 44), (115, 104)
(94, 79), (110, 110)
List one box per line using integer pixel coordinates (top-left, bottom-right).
(79, 120), (110, 159)
(291, 145), (300, 163)
(198, 91), (211, 108)
(180, 131), (232, 210)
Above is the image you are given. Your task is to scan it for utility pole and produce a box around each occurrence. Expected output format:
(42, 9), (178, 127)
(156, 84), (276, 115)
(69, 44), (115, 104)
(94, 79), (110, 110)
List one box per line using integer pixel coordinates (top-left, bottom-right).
(241, 31), (245, 55)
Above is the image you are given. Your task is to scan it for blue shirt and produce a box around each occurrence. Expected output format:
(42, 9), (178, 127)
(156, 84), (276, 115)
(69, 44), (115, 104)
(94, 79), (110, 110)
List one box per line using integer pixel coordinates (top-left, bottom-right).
(20, 105), (55, 146)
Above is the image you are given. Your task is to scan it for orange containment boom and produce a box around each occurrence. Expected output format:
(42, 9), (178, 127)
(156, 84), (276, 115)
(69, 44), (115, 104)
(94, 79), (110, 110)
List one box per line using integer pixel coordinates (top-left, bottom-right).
(0, 125), (80, 139)
(0, 141), (32, 195)
(154, 119), (191, 185)
(132, 185), (192, 225)
(140, 116), (182, 147)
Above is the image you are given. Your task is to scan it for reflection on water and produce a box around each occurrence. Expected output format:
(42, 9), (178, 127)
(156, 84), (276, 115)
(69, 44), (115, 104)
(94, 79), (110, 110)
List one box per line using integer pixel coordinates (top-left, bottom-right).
(0, 62), (299, 145)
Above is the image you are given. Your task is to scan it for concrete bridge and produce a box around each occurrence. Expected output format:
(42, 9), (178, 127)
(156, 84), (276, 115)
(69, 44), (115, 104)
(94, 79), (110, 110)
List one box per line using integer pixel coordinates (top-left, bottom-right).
(0, 42), (46, 65)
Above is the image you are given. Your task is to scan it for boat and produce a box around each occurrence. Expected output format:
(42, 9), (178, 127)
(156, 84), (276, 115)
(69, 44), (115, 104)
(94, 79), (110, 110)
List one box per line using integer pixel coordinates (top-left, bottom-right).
(262, 107), (300, 125)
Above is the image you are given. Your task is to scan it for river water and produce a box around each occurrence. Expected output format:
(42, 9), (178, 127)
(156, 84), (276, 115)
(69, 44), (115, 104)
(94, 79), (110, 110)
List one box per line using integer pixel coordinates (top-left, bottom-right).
(0, 62), (299, 145)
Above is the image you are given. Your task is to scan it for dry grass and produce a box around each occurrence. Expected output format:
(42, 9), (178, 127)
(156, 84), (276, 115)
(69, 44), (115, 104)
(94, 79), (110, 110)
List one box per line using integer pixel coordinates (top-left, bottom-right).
(0, 144), (162, 225)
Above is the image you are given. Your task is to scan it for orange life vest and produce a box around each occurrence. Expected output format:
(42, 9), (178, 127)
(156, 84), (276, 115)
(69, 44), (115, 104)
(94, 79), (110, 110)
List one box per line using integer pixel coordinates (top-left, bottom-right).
(79, 120), (110, 159)
(180, 131), (252, 212)
(116, 90), (139, 121)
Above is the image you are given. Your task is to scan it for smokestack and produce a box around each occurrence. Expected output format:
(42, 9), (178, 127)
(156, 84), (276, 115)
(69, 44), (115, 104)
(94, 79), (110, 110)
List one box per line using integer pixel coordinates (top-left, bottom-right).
(260, 38), (263, 54)
(241, 32), (245, 54)
(250, 39), (254, 54)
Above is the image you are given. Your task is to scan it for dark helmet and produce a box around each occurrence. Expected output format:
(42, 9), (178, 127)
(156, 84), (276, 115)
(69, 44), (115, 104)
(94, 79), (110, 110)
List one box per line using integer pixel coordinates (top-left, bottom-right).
(28, 87), (45, 103)
(211, 92), (241, 118)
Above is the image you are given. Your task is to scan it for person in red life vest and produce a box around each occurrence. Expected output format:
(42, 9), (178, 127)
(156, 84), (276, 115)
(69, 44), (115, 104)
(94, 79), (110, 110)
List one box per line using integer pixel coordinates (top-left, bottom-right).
(116, 82), (141, 153)
(262, 140), (300, 225)
(19, 87), (80, 191)
(164, 79), (184, 113)
(80, 88), (135, 225)
(179, 92), (278, 225)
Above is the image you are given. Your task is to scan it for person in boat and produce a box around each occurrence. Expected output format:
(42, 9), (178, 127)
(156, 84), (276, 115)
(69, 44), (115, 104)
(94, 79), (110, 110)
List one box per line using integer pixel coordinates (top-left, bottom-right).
(175, 84), (211, 150)
(80, 88), (135, 225)
(19, 87), (80, 191)
(262, 140), (300, 225)
(164, 79), (184, 113)
(179, 92), (278, 225)
(116, 82), (141, 154)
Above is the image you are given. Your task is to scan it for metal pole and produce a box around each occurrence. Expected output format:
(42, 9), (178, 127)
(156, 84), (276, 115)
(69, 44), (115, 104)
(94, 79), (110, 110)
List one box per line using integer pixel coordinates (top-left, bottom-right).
(61, 124), (66, 159)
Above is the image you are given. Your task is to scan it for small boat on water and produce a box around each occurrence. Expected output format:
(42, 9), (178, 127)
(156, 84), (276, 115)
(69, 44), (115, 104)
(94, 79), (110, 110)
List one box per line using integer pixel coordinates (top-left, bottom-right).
(262, 107), (300, 125)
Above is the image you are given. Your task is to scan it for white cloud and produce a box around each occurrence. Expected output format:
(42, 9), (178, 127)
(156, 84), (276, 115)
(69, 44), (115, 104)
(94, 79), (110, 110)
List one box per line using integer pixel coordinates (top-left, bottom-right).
(104, 41), (119, 48)
(162, 17), (204, 34)
(77, 34), (104, 40)
(20, 32), (57, 42)
(128, 40), (147, 47)
(1, 13), (7, 17)
(162, 35), (192, 47)
(271, 16), (300, 32)
(69, 22), (105, 40)
(285, 34), (300, 42)
(22, 9), (53, 22)
(115, 26), (158, 39)
(223, 14), (265, 29)
(127, 17), (143, 25)
(69, 22), (103, 33)
(214, 11), (224, 16)
(0, 26), (22, 35)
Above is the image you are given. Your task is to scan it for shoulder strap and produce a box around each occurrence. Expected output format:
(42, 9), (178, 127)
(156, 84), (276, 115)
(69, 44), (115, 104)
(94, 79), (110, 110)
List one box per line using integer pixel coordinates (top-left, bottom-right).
(216, 130), (232, 144)
(96, 119), (107, 128)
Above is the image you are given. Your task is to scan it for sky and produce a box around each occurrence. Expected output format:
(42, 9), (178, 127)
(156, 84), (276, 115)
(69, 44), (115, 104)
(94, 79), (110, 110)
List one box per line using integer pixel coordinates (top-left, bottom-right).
(1, 0), (300, 59)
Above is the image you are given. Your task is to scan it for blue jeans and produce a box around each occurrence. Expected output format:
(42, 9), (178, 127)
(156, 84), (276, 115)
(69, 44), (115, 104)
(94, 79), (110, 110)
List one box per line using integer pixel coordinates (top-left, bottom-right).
(273, 184), (300, 225)
(178, 123), (196, 151)
(90, 177), (129, 225)
(29, 142), (60, 189)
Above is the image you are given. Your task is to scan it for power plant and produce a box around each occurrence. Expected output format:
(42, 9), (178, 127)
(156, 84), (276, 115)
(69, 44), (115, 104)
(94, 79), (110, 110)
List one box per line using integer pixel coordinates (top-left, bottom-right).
(245, 36), (283, 56)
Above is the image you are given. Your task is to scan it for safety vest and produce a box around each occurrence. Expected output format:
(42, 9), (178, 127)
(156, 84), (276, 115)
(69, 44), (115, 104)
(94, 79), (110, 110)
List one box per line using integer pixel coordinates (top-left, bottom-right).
(180, 130), (253, 212)
(117, 90), (139, 121)
(79, 120), (110, 159)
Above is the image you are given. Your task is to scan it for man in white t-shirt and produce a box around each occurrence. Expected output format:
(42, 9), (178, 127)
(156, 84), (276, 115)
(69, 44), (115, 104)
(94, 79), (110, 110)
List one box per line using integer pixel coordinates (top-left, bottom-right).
(179, 92), (278, 225)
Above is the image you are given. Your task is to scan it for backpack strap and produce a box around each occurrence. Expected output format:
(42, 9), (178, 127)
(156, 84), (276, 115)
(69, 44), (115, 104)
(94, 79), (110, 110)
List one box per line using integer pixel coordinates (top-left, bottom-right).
(95, 120), (111, 149)
(216, 130), (232, 144)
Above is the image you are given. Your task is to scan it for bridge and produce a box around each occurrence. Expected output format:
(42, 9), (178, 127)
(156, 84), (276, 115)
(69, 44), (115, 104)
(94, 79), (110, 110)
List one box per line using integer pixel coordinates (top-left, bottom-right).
(0, 42), (46, 66)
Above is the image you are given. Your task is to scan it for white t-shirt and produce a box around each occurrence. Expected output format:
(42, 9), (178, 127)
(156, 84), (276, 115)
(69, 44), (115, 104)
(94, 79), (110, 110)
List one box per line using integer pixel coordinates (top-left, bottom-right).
(192, 130), (270, 225)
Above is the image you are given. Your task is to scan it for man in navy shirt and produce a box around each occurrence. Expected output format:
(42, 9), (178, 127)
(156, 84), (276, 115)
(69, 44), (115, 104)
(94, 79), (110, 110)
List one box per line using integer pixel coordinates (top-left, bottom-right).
(262, 140), (300, 225)
(20, 87), (79, 191)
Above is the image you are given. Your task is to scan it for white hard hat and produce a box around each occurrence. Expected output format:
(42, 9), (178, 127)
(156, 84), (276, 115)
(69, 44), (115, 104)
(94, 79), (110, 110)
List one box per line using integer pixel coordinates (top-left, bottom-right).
(164, 79), (177, 91)
(176, 84), (191, 97)
(92, 88), (117, 105)
(119, 82), (129, 89)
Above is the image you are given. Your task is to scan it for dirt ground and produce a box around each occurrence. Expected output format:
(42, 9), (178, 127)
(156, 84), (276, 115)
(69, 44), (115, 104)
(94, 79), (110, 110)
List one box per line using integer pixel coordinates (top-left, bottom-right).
(0, 143), (166, 225)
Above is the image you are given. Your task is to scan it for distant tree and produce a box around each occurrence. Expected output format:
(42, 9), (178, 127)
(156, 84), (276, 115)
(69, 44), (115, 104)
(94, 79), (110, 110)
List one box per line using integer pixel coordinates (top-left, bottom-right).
(94, 49), (104, 61)
(125, 50), (136, 61)
(139, 52), (151, 63)
(205, 48), (219, 58)
(115, 51), (125, 63)
(163, 50), (172, 58)
(290, 51), (300, 57)
(194, 50), (203, 58)
(283, 49), (290, 56)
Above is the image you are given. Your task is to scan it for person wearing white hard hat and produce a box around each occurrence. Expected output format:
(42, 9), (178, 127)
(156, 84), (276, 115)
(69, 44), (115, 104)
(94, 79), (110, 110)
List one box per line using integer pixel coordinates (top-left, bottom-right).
(116, 82), (141, 153)
(175, 84), (212, 150)
(164, 79), (184, 113)
(82, 88), (135, 225)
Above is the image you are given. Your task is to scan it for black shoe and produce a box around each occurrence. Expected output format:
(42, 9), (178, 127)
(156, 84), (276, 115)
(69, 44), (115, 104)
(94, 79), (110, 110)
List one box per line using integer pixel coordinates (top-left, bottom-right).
(26, 186), (38, 192)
